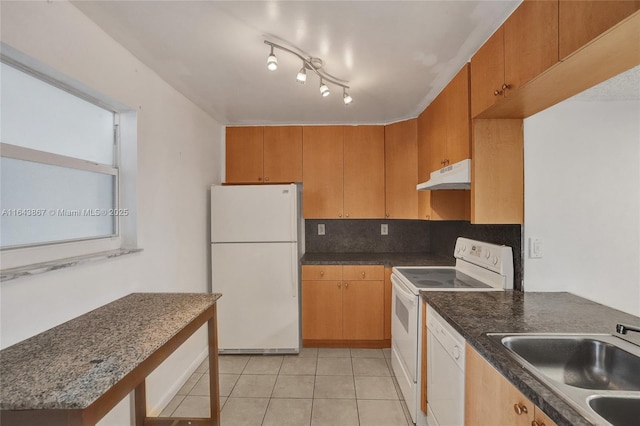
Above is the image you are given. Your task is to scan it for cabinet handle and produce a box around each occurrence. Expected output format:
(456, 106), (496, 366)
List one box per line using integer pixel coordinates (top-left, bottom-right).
(320, 271), (324, 277)
(386, 213), (390, 218)
(494, 89), (503, 96)
(338, 213), (342, 218)
(513, 403), (528, 416)
(502, 83), (511, 91)
(265, 177), (269, 181)
(345, 213), (349, 218)
(444, 159), (450, 166)
(532, 421), (545, 426)
(361, 272), (366, 278)
(258, 177), (262, 181)
(337, 282), (341, 288)
(344, 282), (349, 288)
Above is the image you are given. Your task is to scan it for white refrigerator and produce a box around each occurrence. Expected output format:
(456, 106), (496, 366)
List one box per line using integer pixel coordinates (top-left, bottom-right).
(211, 184), (303, 354)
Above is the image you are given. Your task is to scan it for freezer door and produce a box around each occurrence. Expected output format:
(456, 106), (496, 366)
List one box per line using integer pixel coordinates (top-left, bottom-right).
(211, 184), (297, 243)
(212, 241), (300, 353)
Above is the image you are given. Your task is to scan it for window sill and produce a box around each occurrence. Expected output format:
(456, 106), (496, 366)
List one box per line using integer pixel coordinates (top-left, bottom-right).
(0, 248), (143, 282)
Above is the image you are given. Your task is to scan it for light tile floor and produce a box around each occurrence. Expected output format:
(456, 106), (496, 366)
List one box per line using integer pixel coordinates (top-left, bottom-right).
(159, 347), (412, 426)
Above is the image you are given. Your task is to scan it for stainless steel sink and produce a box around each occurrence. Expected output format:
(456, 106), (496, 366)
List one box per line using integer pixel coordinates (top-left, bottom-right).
(500, 335), (640, 391)
(488, 333), (640, 426)
(588, 396), (640, 426)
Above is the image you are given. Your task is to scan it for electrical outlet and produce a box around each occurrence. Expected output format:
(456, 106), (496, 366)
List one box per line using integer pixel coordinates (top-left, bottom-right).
(381, 223), (388, 236)
(318, 223), (325, 236)
(529, 237), (543, 258)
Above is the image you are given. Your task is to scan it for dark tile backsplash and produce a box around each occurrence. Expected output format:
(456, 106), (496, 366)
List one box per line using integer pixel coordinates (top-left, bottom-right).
(305, 219), (430, 253)
(305, 219), (523, 290)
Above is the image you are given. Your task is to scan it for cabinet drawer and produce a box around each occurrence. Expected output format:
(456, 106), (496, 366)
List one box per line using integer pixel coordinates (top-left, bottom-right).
(301, 265), (342, 280)
(342, 265), (384, 281)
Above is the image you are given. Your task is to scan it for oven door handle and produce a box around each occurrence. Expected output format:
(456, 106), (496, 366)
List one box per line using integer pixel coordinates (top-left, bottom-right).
(391, 274), (416, 306)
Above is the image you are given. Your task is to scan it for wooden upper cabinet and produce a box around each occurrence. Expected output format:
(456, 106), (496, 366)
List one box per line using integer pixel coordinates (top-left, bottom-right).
(417, 107), (432, 220)
(445, 64), (471, 165)
(225, 127), (264, 183)
(302, 126), (344, 219)
(471, 26), (505, 118)
(471, 0), (558, 118)
(503, 0), (559, 92)
(427, 94), (447, 174)
(385, 119), (419, 219)
(343, 126), (386, 219)
(263, 126), (302, 183)
(559, 0), (640, 60)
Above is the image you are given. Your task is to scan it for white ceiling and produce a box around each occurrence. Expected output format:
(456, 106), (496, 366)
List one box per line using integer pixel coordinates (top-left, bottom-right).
(72, 1), (522, 126)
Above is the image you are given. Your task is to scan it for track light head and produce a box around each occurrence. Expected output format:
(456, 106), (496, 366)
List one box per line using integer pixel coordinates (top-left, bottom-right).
(266, 46), (278, 71)
(296, 64), (307, 84)
(343, 88), (353, 105)
(319, 80), (330, 97)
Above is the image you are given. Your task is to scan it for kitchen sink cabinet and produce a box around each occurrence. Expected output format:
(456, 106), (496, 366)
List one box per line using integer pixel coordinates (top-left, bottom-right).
(559, 0), (640, 60)
(303, 126), (385, 219)
(302, 265), (385, 347)
(226, 126), (302, 184)
(465, 344), (557, 426)
(471, 0), (559, 118)
(385, 119), (419, 219)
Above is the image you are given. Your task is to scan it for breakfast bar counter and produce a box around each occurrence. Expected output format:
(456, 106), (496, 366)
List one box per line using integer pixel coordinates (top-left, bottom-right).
(0, 292), (222, 426)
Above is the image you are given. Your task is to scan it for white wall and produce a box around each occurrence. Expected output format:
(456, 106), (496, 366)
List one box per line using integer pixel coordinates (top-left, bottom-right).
(524, 98), (640, 316)
(0, 1), (224, 423)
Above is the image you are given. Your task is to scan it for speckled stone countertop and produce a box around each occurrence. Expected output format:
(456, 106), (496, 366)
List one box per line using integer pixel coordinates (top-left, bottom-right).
(0, 292), (221, 411)
(301, 252), (455, 267)
(421, 291), (640, 426)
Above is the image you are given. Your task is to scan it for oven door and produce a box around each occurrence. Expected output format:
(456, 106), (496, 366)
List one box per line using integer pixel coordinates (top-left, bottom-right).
(391, 273), (419, 382)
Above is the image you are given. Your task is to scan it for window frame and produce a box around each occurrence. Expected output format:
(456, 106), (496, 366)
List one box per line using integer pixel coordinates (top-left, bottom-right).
(0, 48), (138, 271)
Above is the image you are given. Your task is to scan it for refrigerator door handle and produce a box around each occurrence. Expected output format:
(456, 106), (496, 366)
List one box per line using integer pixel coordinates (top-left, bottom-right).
(291, 243), (298, 298)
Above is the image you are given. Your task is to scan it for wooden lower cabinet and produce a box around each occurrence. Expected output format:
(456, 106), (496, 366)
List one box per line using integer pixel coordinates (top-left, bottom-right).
(383, 268), (392, 340)
(302, 265), (386, 347)
(465, 344), (557, 426)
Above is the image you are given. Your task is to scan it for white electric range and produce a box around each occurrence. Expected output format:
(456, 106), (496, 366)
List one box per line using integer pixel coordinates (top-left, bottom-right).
(391, 237), (514, 425)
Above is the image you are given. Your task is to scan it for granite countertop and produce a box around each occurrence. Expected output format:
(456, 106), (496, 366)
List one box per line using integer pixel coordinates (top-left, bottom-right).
(421, 291), (640, 426)
(301, 252), (455, 267)
(0, 292), (222, 411)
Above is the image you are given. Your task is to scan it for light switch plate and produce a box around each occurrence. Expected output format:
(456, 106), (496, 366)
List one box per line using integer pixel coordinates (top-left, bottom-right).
(529, 237), (543, 258)
(318, 223), (325, 236)
(381, 223), (388, 235)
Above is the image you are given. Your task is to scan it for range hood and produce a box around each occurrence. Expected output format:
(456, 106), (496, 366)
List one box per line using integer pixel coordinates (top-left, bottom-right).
(417, 158), (471, 191)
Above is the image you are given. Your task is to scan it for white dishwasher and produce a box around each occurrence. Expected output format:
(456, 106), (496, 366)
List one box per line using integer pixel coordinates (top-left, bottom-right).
(426, 305), (466, 426)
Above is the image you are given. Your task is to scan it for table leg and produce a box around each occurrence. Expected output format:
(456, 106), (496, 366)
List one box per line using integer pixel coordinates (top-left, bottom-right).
(208, 306), (221, 426)
(134, 380), (146, 426)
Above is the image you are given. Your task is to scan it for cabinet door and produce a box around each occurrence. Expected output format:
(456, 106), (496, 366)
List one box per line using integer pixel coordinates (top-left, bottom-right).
(427, 94), (447, 174)
(465, 344), (534, 426)
(559, 0), (640, 60)
(385, 119), (418, 219)
(431, 190), (470, 221)
(342, 280), (384, 340)
(470, 26), (504, 118)
(417, 107), (432, 220)
(343, 126), (385, 218)
(302, 280), (343, 340)
(226, 127), (263, 183)
(263, 126), (302, 183)
(445, 63), (471, 165)
(302, 126), (344, 218)
(504, 0), (559, 93)
(383, 268), (392, 340)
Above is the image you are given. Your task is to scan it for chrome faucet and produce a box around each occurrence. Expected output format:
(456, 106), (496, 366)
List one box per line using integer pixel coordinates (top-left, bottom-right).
(616, 323), (640, 335)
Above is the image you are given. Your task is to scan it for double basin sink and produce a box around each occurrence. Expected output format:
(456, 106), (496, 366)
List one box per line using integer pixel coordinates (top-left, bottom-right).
(488, 333), (640, 425)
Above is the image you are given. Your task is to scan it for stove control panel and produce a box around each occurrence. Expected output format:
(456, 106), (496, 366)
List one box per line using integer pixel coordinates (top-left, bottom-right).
(454, 238), (513, 276)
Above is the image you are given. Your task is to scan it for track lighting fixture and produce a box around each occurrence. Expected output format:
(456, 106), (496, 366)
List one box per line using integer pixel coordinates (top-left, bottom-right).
(319, 79), (330, 97)
(296, 64), (307, 84)
(343, 88), (353, 105)
(264, 40), (352, 105)
(266, 46), (278, 71)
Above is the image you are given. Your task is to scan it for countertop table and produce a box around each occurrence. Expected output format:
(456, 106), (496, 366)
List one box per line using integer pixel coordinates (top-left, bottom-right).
(421, 291), (640, 426)
(301, 252), (455, 267)
(0, 292), (222, 426)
